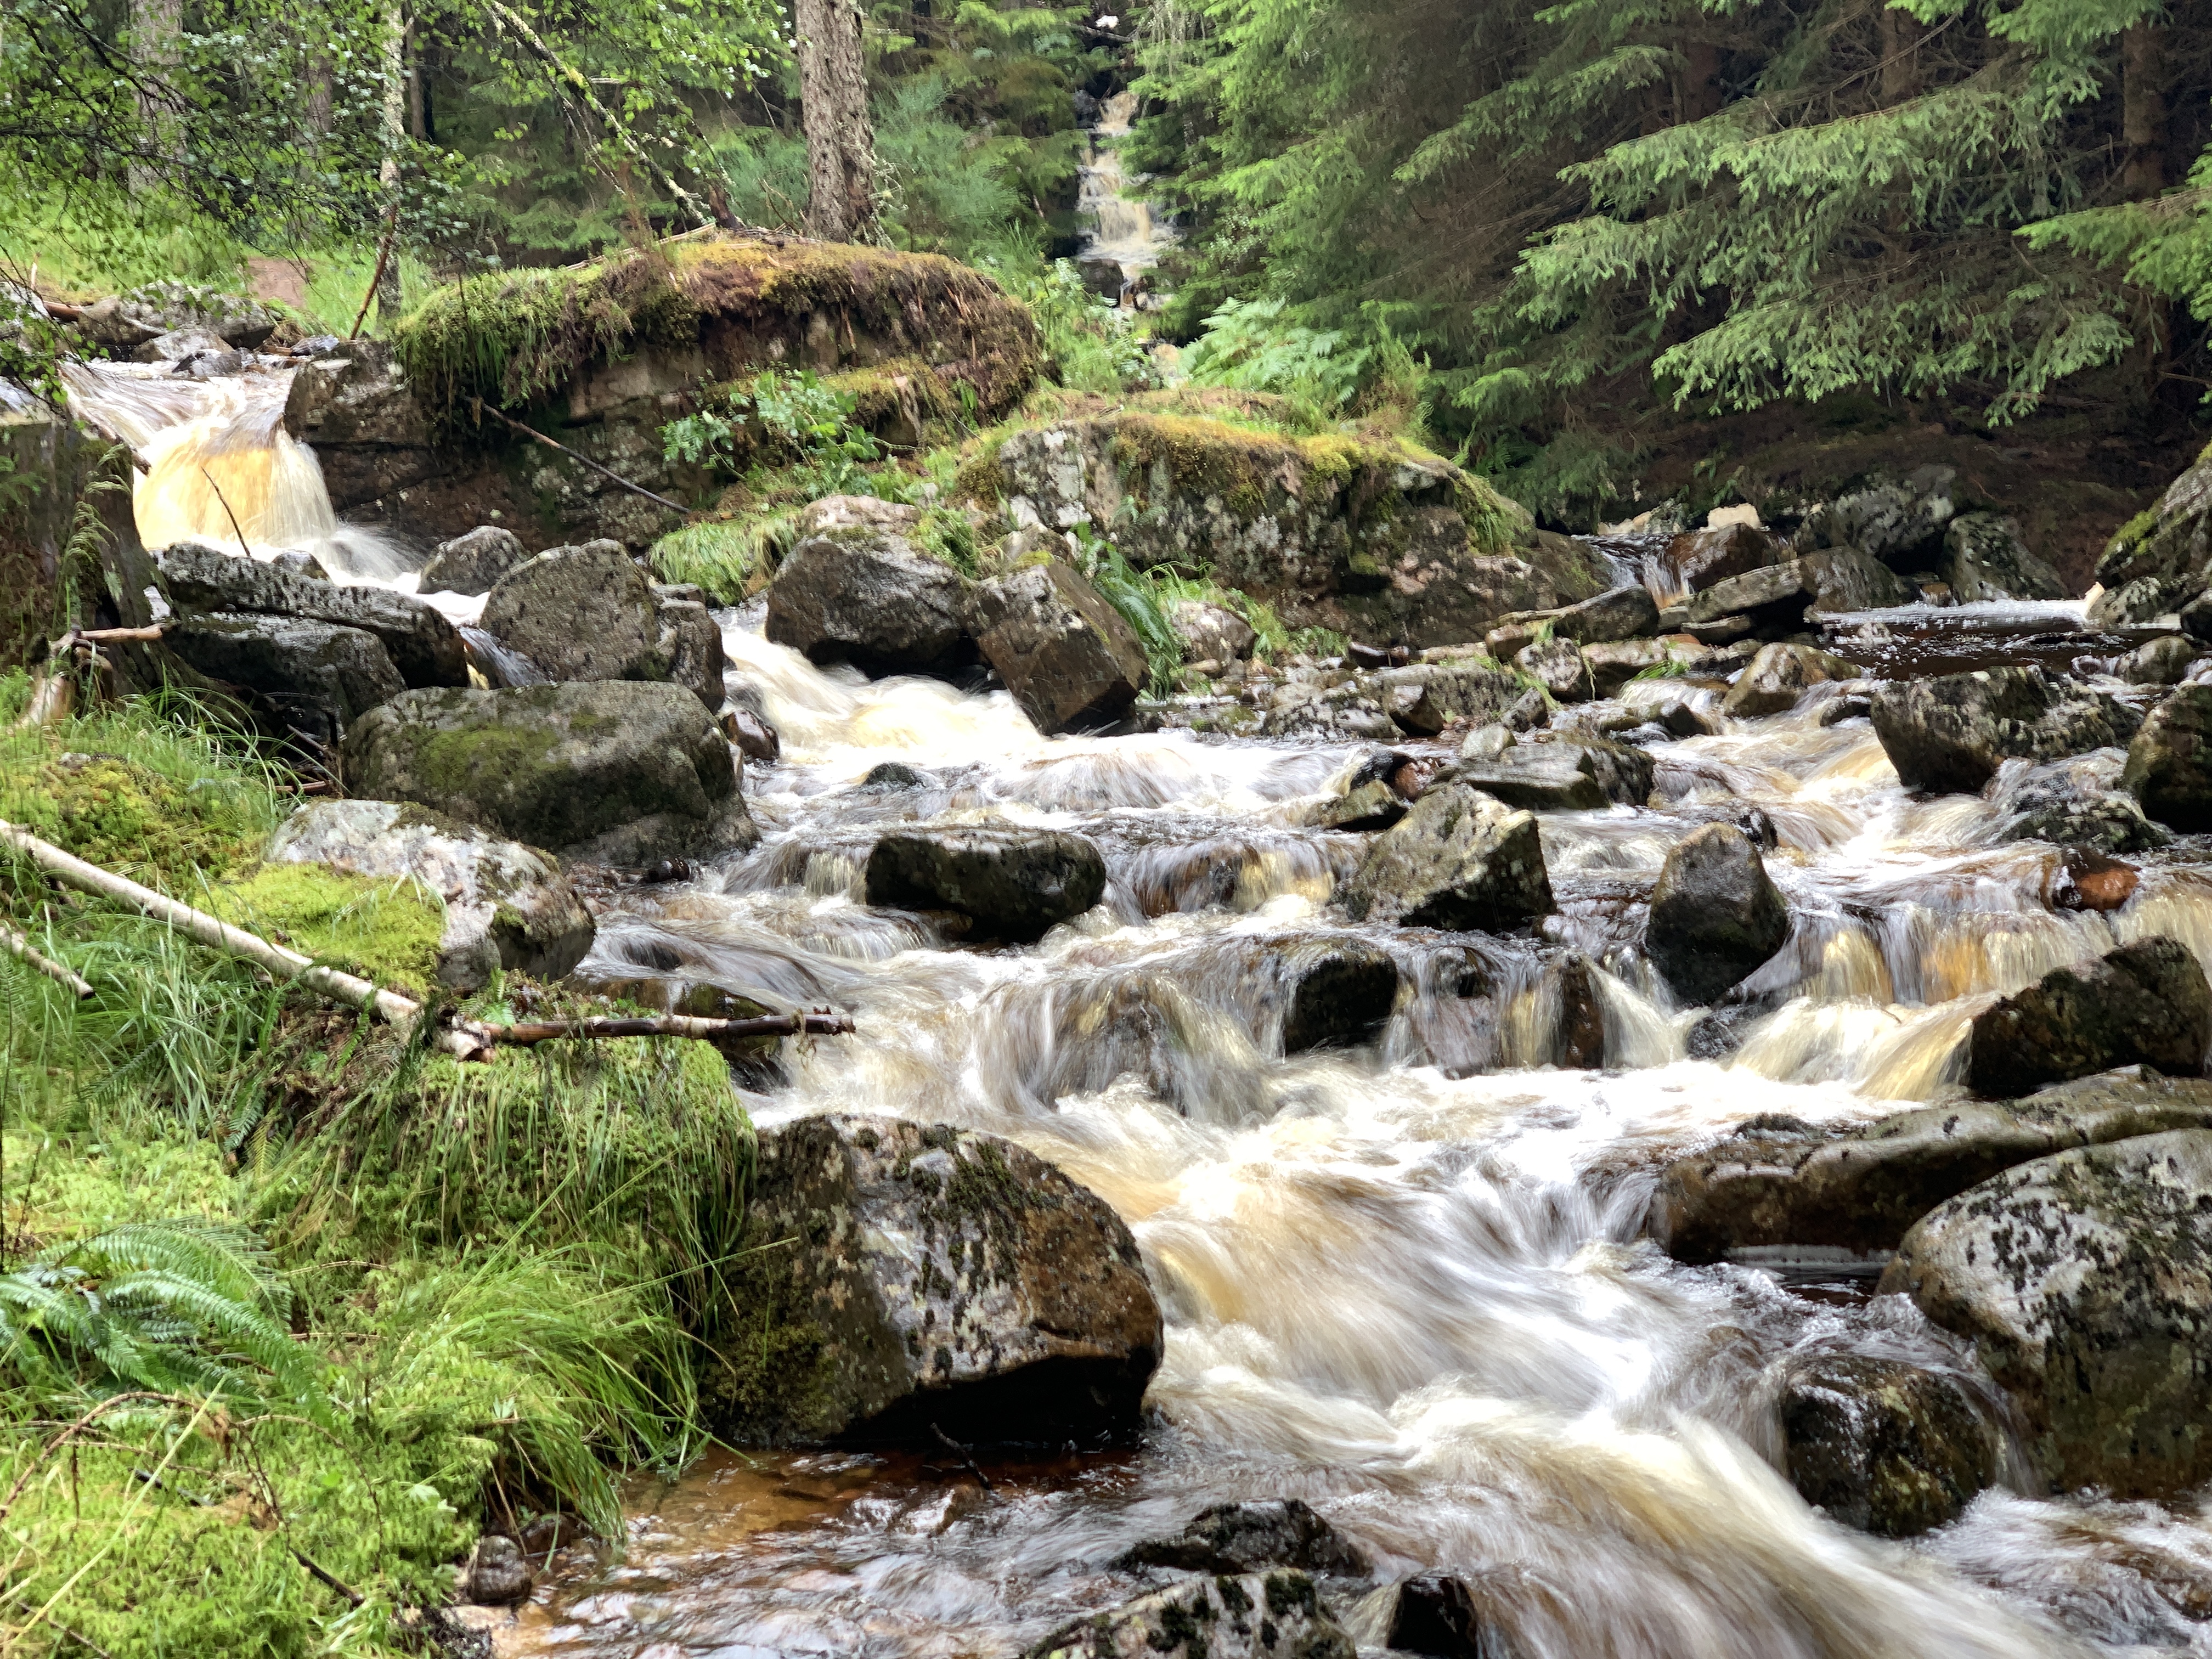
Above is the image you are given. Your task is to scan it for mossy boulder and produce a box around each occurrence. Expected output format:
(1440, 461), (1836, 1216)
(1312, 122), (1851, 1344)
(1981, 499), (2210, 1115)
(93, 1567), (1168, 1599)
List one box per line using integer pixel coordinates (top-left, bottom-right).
(714, 1114), (1161, 1446)
(2089, 445), (2212, 625)
(1881, 1128), (2212, 1497)
(264, 798), (594, 990)
(311, 237), (1040, 552)
(971, 399), (1605, 648)
(338, 680), (756, 866)
(206, 862), (448, 997)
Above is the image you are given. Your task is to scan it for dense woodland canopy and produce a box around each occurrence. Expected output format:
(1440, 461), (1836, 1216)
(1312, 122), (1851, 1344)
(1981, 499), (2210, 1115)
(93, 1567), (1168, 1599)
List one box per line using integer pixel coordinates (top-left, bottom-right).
(2, 0), (2209, 520)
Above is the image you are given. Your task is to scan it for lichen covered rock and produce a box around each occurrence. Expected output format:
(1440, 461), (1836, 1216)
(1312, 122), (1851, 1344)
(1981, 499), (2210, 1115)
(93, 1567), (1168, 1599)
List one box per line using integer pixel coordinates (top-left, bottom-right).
(1118, 1501), (1370, 1577)
(266, 797), (594, 990)
(419, 525), (528, 596)
(1871, 666), (2140, 795)
(1339, 783), (1553, 932)
(724, 1114), (1162, 1445)
(1026, 1572), (1352, 1659)
(1881, 1128), (2212, 1497)
(1720, 641), (1864, 719)
(1963, 935), (2211, 1097)
(482, 540), (724, 708)
(340, 680), (755, 865)
(2088, 447), (2212, 626)
(1777, 1354), (1993, 1537)
(162, 613), (404, 745)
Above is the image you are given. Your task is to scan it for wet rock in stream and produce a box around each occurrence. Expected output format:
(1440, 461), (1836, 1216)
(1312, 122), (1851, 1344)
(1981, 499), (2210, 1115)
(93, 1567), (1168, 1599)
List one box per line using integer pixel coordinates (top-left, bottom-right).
(1992, 749), (2166, 853)
(1654, 1069), (2212, 1262)
(1118, 1499), (1370, 1577)
(1777, 1353), (1994, 1538)
(1027, 1571), (1353, 1659)
(162, 613), (404, 746)
(479, 540), (725, 710)
(765, 523), (977, 679)
(724, 1115), (1161, 1446)
(2122, 682), (2212, 832)
(973, 561), (1152, 734)
(1964, 935), (2212, 1097)
(1871, 665), (2140, 795)
(1882, 1128), (2212, 1497)
(1719, 641), (1865, 719)
(1339, 783), (1553, 933)
(864, 825), (1107, 941)
(1643, 822), (1790, 1006)
(417, 524), (527, 596)
(340, 680), (757, 865)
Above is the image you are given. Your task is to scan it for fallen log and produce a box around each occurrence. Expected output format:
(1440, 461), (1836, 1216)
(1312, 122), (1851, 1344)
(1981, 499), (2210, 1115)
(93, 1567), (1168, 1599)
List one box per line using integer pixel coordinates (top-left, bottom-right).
(0, 821), (855, 1058)
(486, 1011), (854, 1047)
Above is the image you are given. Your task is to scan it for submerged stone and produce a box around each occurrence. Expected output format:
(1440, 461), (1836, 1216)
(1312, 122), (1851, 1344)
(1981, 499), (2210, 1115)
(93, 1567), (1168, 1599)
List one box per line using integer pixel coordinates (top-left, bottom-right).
(1778, 1354), (1993, 1537)
(727, 1114), (1163, 1446)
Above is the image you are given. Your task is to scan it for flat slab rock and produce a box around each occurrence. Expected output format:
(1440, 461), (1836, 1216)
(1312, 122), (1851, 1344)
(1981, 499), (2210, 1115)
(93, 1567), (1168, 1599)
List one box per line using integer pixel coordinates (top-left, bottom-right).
(1026, 1572), (1352, 1659)
(865, 825), (1107, 943)
(266, 798), (594, 990)
(1655, 1070), (2212, 1262)
(734, 1114), (1162, 1445)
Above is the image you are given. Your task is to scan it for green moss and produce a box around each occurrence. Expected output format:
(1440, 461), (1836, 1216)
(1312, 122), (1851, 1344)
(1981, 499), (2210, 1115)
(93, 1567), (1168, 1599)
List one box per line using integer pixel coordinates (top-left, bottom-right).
(410, 720), (562, 801)
(651, 513), (794, 602)
(208, 864), (446, 997)
(2108, 506), (2160, 556)
(0, 751), (269, 884)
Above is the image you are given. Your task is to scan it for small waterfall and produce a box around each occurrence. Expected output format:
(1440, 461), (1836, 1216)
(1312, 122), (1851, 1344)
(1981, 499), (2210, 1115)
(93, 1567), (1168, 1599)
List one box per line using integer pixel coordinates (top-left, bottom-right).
(1077, 89), (1178, 306)
(60, 358), (413, 583)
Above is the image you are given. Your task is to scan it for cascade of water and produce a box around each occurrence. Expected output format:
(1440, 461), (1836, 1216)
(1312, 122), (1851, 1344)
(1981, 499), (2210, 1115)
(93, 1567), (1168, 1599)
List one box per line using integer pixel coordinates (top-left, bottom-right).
(60, 358), (413, 582)
(493, 609), (2212, 1659)
(1076, 89), (1178, 302)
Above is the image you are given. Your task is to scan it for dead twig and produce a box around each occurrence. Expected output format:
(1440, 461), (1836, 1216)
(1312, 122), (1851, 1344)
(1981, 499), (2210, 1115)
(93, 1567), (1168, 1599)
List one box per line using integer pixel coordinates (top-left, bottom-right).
(1, 921), (92, 997)
(0, 1395), (197, 1526)
(349, 206), (400, 341)
(198, 466), (253, 552)
(929, 1423), (994, 1495)
(471, 400), (693, 516)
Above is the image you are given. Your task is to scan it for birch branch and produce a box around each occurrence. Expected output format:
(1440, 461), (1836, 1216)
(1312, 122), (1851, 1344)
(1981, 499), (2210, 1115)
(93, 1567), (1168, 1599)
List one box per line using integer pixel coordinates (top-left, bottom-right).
(486, 1011), (854, 1047)
(0, 921), (93, 997)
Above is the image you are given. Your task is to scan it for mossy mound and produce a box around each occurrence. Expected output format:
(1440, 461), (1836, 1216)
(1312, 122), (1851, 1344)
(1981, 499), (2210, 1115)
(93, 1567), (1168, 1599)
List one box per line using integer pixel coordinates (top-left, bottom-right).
(208, 862), (447, 997)
(1, 751), (268, 883)
(394, 235), (1040, 427)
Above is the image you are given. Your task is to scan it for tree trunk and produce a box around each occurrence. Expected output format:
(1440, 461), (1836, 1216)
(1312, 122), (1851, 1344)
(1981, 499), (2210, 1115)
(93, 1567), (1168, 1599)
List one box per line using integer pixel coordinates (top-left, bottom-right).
(407, 20), (429, 141)
(796, 0), (877, 241)
(2123, 22), (2168, 199)
(1878, 4), (1924, 105)
(1678, 40), (1723, 124)
(128, 0), (182, 189)
(376, 3), (407, 323)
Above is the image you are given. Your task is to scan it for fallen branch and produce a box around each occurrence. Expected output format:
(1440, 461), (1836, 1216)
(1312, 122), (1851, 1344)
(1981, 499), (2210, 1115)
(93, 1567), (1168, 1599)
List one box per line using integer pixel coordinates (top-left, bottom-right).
(61, 625), (164, 645)
(484, 1010), (854, 1047)
(200, 465), (253, 551)
(1, 921), (92, 997)
(349, 205), (401, 341)
(0, 819), (483, 1059)
(472, 401), (693, 516)
(929, 1423), (994, 1496)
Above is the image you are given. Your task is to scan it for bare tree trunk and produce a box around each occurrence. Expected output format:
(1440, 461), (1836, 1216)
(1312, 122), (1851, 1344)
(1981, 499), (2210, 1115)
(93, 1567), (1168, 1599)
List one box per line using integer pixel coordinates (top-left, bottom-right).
(306, 57), (333, 133)
(2123, 22), (2168, 199)
(128, 0), (182, 190)
(407, 19), (428, 140)
(1878, 4), (1924, 105)
(796, 0), (877, 241)
(375, 3), (407, 323)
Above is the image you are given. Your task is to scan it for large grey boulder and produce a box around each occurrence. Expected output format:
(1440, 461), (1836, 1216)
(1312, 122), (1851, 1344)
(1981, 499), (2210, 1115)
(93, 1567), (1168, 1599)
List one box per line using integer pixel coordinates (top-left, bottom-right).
(2122, 683), (2212, 831)
(972, 562), (1150, 733)
(726, 1115), (1162, 1445)
(1027, 1573), (1351, 1659)
(1778, 1354), (1993, 1538)
(1871, 665), (2140, 794)
(279, 338), (441, 512)
(2115, 634), (2194, 687)
(156, 539), (467, 689)
(1964, 935), (2210, 1097)
(163, 614), (404, 746)
(1659, 522), (1784, 594)
(479, 541), (723, 710)
(764, 527), (975, 679)
(1880, 1129), (2212, 1497)
(1683, 551), (1906, 628)
(266, 798), (594, 989)
(1644, 822), (1789, 1005)
(417, 526), (528, 596)
(2090, 448), (2212, 626)
(1450, 733), (1650, 810)
(1655, 1070), (2212, 1262)
(865, 825), (1107, 942)
(1798, 466), (1957, 567)
(1515, 635), (1595, 702)
(1339, 783), (1553, 932)
(1375, 659), (1528, 736)
(1720, 642), (1864, 719)
(340, 680), (755, 865)
(1942, 513), (2067, 603)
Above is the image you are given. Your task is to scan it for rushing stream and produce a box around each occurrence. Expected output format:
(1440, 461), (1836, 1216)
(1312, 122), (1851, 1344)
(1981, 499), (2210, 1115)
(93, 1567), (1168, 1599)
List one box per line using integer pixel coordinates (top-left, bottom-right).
(63, 353), (2212, 1657)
